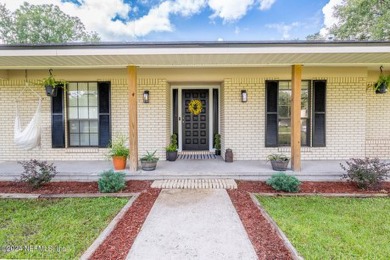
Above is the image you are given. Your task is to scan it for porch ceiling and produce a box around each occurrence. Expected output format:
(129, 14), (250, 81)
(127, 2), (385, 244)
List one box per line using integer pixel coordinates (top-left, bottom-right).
(0, 41), (389, 69)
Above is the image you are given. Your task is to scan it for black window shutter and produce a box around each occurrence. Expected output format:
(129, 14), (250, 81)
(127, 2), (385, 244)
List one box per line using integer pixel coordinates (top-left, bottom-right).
(313, 81), (326, 147)
(51, 87), (65, 148)
(265, 81), (278, 147)
(98, 82), (111, 147)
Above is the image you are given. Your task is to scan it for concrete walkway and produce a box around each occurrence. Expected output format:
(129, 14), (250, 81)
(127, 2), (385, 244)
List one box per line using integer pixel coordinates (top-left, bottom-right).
(127, 189), (257, 260)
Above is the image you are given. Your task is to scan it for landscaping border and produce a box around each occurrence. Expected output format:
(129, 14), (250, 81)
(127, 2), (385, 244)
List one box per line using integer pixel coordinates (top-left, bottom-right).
(255, 192), (389, 198)
(0, 193), (136, 199)
(80, 193), (140, 260)
(250, 193), (303, 260)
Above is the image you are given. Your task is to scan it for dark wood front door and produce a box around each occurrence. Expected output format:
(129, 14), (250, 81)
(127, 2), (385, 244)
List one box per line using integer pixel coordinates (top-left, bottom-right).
(182, 89), (209, 150)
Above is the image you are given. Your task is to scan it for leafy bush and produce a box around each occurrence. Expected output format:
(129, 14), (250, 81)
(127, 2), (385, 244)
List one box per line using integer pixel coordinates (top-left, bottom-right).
(266, 172), (301, 192)
(266, 153), (289, 162)
(340, 158), (390, 189)
(108, 134), (129, 157)
(214, 134), (221, 150)
(18, 160), (57, 189)
(166, 134), (178, 152)
(98, 170), (126, 193)
(141, 150), (159, 162)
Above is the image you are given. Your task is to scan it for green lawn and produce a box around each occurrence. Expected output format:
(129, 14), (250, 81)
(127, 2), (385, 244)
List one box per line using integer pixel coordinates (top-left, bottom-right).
(0, 197), (128, 259)
(257, 196), (390, 259)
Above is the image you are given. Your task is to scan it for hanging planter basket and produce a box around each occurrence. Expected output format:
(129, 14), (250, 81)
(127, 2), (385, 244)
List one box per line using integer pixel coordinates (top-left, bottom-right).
(45, 85), (58, 97)
(375, 82), (388, 94)
(373, 66), (389, 95)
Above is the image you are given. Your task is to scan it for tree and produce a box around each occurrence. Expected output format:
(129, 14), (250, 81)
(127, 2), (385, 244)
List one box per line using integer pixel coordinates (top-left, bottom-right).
(0, 2), (100, 44)
(307, 0), (390, 41)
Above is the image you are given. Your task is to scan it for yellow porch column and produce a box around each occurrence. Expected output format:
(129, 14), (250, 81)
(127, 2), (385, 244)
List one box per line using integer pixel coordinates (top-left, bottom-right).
(128, 66), (138, 171)
(291, 65), (302, 171)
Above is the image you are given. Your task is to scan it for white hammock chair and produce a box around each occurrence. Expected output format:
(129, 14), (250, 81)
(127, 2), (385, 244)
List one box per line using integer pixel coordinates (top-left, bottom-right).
(14, 84), (42, 150)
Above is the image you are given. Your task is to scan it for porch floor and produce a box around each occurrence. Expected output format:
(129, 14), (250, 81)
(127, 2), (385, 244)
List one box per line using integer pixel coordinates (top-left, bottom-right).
(0, 158), (346, 182)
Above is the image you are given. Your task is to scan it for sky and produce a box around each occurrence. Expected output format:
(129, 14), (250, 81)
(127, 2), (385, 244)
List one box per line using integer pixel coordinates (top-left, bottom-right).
(0, 0), (343, 42)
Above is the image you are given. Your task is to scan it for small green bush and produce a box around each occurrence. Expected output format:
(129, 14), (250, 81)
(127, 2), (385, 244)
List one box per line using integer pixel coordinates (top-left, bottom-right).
(98, 170), (126, 193)
(340, 158), (390, 189)
(18, 159), (57, 189)
(266, 172), (301, 192)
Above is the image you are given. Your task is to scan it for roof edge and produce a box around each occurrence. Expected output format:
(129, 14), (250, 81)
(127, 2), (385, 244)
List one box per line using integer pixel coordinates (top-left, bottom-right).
(1, 40), (390, 50)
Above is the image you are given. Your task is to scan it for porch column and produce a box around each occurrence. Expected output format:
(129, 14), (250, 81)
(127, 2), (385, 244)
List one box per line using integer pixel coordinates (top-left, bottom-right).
(128, 66), (138, 171)
(291, 65), (302, 171)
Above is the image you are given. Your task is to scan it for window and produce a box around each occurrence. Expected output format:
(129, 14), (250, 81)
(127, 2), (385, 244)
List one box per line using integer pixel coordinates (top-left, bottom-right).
(278, 81), (310, 146)
(265, 80), (326, 147)
(67, 82), (99, 146)
(51, 82), (111, 148)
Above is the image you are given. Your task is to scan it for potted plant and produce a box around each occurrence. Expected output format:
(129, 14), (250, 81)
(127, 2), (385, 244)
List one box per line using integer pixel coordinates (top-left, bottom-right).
(38, 69), (68, 97)
(266, 153), (290, 171)
(140, 150), (159, 171)
(214, 134), (221, 156)
(373, 74), (390, 94)
(107, 135), (129, 170)
(166, 134), (178, 161)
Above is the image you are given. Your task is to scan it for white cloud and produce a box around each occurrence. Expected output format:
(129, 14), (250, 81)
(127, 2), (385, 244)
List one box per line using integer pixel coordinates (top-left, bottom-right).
(0, 0), (277, 40)
(259, 0), (276, 11)
(320, 0), (343, 35)
(266, 22), (300, 39)
(208, 0), (254, 22)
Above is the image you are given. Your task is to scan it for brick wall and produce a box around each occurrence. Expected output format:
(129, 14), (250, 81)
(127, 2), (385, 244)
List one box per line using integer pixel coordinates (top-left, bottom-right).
(0, 75), (169, 162)
(137, 78), (169, 161)
(221, 78), (265, 160)
(221, 76), (370, 160)
(1, 68), (388, 163)
(365, 85), (390, 158)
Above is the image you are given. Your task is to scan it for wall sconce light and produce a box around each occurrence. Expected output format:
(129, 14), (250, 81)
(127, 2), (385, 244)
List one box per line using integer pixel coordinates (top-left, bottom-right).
(241, 90), (247, 102)
(143, 90), (150, 103)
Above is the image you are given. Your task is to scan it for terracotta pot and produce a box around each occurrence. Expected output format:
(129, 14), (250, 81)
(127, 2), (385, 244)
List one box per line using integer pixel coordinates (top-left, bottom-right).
(112, 156), (127, 170)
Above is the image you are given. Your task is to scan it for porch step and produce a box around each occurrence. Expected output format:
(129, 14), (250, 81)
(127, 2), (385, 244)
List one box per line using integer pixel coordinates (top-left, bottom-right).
(178, 151), (217, 160)
(151, 179), (237, 189)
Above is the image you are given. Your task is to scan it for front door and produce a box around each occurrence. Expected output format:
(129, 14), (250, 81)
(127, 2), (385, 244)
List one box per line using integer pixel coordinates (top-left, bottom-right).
(182, 89), (209, 150)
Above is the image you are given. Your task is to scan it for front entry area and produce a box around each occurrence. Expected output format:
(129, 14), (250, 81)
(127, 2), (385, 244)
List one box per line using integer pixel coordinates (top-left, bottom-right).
(172, 85), (219, 152)
(182, 89), (209, 150)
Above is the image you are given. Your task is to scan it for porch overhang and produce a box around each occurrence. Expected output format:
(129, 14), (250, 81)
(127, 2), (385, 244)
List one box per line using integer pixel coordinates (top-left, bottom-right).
(0, 41), (389, 69)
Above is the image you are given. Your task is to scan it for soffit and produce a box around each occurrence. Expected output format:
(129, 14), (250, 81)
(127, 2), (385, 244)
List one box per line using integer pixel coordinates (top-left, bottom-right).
(0, 42), (389, 69)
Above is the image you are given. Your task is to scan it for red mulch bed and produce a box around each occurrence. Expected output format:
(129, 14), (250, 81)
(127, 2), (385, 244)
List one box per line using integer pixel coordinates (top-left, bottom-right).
(1, 180), (389, 259)
(229, 181), (390, 260)
(236, 180), (390, 194)
(91, 187), (160, 260)
(0, 180), (151, 194)
(228, 189), (292, 259)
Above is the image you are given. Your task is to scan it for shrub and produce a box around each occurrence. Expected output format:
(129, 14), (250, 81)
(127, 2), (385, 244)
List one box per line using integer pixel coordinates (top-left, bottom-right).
(18, 160), (57, 189)
(108, 134), (129, 157)
(340, 158), (390, 189)
(98, 170), (126, 193)
(266, 172), (301, 192)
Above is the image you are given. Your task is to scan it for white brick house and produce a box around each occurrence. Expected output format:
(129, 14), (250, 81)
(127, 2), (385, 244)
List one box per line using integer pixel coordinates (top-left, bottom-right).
(0, 42), (389, 171)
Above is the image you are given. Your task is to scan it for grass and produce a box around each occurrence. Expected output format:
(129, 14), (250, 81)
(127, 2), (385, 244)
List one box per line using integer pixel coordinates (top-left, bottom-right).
(257, 196), (390, 259)
(0, 197), (128, 259)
